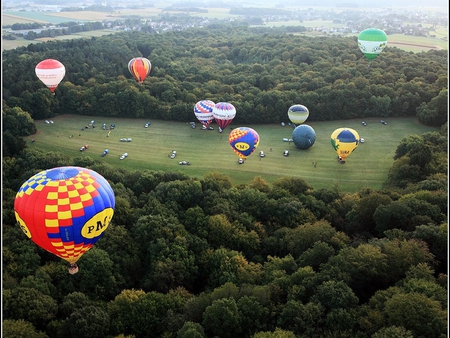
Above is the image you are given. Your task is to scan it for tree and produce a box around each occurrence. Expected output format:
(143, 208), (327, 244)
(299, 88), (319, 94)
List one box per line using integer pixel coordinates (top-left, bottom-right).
(285, 220), (338, 257)
(202, 298), (242, 338)
(72, 248), (119, 300)
(372, 326), (414, 338)
(107, 289), (146, 336)
(320, 244), (388, 300)
(237, 295), (270, 335)
(276, 300), (324, 335)
(416, 89), (448, 126)
(66, 306), (110, 338)
(177, 321), (206, 338)
(253, 328), (296, 338)
(3, 287), (58, 330)
(311, 280), (359, 311)
(2, 319), (49, 338)
(384, 292), (447, 338)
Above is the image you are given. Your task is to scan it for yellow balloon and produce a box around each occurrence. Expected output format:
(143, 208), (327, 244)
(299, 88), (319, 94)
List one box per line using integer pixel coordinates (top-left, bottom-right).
(331, 128), (360, 161)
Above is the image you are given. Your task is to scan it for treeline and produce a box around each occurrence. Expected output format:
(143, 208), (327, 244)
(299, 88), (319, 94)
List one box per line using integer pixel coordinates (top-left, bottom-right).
(21, 22), (105, 40)
(2, 26), (447, 126)
(1, 121), (448, 337)
(9, 22), (44, 30)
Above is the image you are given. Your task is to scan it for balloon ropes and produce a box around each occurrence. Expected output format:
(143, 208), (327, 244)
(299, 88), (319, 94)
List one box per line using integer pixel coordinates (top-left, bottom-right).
(228, 127), (260, 160)
(128, 57), (152, 84)
(213, 102), (236, 132)
(35, 59), (66, 95)
(288, 104), (309, 125)
(358, 28), (388, 62)
(14, 166), (115, 274)
(194, 100), (215, 127)
(330, 128), (360, 163)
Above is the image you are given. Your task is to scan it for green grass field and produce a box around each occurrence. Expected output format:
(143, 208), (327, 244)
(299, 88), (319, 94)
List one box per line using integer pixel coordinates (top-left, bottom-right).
(27, 115), (439, 192)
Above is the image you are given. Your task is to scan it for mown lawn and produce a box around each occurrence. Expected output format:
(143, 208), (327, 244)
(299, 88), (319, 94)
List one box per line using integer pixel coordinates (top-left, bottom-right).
(27, 115), (438, 192)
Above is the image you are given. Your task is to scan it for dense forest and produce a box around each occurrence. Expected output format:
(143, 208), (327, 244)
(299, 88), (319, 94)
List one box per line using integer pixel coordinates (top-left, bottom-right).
(2, 25), (448, 338)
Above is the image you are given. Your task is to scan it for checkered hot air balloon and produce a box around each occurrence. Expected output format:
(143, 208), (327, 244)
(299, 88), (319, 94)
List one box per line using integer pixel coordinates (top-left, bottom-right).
(14, 166), (115, 274)
(194, 100), (215, 127)
(228, 127), (260, 159)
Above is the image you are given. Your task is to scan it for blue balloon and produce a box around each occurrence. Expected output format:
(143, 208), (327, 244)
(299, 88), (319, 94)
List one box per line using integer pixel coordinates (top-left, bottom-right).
(292, 125), (316, 149)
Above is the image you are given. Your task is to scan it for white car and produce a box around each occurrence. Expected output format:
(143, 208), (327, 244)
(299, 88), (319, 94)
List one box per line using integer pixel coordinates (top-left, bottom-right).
(360, 138), (365, 143)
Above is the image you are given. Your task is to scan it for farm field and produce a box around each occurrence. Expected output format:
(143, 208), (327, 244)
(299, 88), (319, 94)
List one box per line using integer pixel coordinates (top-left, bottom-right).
(2, 8), (448, 52)
(27, 115), (438, 192)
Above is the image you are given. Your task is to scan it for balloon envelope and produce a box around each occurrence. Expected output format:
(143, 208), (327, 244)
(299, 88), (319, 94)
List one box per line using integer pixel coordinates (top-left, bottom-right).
(330, 128), (360, 160)
(288, 104), (309, 124)
(194, 100), (215, 126)
(292, 124), (316, 149)
(228, 127), (260, 159)
(35, 59), (66, 93)
(14, 166), (115, 264)
(213, 102), (236, 130)
(128, 57), (152, 84)
(358, 28), (387, 61)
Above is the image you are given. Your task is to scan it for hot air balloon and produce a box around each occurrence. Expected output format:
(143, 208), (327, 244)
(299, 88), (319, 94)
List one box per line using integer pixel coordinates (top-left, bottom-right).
(128, 57), (152, 84)
(213, 102), (236, 132)
(14, 166), (115, 274)
(292, 124), (316, 149)
(358, 28), (388, 61)
(194, 100), (215, 127)
(35, 59), (66, 94)
(288, 104), (309, 125)
(331, 128), (360, 163)
(228, 127), (260, 161)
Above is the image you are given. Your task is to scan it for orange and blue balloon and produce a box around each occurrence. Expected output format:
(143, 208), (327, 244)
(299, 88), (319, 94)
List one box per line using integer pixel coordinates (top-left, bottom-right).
(128, 57), (152, 84)
(14, 166), (115, 273)
(330, 128), (360, 161)
(194, 100), (215, 127)
(228, 127), (260, 159)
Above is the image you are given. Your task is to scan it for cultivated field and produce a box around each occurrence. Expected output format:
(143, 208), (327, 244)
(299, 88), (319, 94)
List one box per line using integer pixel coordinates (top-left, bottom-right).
(2, 8), (448, 52)
(27, 115), (438, 192)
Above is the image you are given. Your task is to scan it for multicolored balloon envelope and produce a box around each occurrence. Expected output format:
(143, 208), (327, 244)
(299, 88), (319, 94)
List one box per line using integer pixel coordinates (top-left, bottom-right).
(14, 166), (115, 273)
(292, 124), (316, 149)
(228, 127), (260, 159)
(358, 28), (387, 61)
(35, 59), (66, 94)
(128, 57), (152, 84)
(330, 128), (360, 161)
(213, 102), (236, 130)
(194, 100), (215, 126)
(288, 104), (309, 125)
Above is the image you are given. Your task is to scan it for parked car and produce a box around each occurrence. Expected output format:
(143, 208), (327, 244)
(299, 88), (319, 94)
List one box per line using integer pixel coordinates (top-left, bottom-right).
(361, 121), (367, 126)
(238, 158), (244, 164)
(381, 120), (387, 125)
(360, 138), (365, 143)
(260, 151), (265, 157)
(283, 150), (289, 157)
